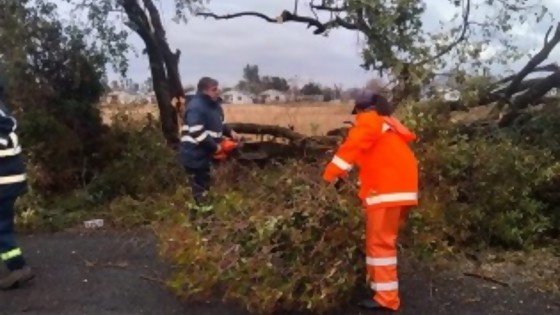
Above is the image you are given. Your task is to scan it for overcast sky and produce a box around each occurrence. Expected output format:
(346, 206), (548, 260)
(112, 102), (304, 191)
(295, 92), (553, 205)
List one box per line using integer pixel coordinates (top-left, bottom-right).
(62, 0), (560, 88)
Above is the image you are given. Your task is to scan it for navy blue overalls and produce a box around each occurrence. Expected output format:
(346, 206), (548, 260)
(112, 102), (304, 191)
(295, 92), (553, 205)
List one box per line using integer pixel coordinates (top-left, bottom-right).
(0, 94), (28, 272)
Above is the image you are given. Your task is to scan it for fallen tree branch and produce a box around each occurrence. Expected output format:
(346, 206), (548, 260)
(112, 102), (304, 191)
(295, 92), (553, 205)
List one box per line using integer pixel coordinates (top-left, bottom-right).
(225, 123), (342, 161)
(463, 272), (510, 287)
(498, 71), (560, 127)
(493, 63), (559, 86)
(504, 23), (560, 99)
(227, 123), (307, 142)
(228, 123), (341, 147)
(446, 22), (560, 116)
(140, 274), (166, 284)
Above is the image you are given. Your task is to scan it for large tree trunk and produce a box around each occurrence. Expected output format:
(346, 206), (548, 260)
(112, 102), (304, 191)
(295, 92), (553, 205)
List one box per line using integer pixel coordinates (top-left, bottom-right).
(121, 0), (183, 150)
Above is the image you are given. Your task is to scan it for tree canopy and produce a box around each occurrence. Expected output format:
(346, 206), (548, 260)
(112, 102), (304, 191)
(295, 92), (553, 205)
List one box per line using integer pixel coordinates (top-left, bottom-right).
(236, 64), (291, 94)
(62, 0), (560, 136)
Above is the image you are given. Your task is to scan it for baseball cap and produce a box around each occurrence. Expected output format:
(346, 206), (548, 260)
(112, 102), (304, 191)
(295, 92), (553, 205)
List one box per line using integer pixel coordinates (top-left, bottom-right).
(351, 89), (393, 116)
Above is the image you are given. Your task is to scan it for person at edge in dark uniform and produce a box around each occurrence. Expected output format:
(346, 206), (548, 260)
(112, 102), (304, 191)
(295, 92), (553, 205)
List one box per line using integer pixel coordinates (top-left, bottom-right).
(0, 66), (35, 290)
(178, 77), (239, 205)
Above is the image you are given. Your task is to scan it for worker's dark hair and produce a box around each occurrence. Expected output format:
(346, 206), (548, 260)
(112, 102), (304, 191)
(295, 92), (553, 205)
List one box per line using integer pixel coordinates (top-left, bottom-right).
(197, 77), (218, 92)
(371, 94), (394, 116)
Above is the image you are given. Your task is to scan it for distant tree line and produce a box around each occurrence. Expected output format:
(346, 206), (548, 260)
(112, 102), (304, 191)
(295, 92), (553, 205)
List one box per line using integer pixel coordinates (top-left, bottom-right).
(234, 64), (339, 100)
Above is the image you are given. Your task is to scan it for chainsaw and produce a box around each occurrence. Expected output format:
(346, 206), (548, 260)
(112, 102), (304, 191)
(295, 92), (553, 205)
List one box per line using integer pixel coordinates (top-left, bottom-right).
(213, 137), (245, 161)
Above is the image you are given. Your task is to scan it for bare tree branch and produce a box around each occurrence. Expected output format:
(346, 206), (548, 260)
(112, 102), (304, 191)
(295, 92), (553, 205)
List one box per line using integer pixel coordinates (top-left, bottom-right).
(494, 63), (559, 85)
(196, 9), (357, 35)
(419, 0), (471, 65)
(196, 11), (277, 23)
(504, 22), (560, 98)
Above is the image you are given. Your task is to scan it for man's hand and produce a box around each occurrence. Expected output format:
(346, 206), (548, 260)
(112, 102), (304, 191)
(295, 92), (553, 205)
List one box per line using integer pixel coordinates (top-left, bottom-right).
(229, 130), (240, 141)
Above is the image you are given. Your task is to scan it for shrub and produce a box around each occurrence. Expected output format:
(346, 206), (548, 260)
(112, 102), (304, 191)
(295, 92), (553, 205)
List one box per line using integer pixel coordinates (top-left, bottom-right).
(156, 101), (560, 314)
(14, 112), (187, 231)
(414, 134), (559, 249)
(158, 161), (365, 314)
(86, 113), (184, 202)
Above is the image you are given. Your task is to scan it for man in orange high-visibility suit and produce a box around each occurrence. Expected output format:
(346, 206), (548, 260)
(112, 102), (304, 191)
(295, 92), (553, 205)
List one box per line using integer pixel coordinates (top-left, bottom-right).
(322, 89), (418, 312)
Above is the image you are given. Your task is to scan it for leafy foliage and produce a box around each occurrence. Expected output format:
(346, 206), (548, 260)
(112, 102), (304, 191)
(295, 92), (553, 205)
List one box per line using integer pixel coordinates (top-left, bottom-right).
(195, 0), (555, 98)
(4, 1), (559, 313)
(300, 82), (323, 95)
(0, 0), (109, 193)
(236, 64), (291, 94)
(11, 99), (560, 312)
(86, 113), (184, 202)
(154, 101), (560, 313)
(158, 162), (364, 314)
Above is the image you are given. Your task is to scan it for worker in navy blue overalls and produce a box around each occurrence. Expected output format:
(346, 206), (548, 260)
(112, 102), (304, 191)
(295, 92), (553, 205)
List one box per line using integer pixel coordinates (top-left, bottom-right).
(178, 77), (239, 205)
(0, 70), (34, 290)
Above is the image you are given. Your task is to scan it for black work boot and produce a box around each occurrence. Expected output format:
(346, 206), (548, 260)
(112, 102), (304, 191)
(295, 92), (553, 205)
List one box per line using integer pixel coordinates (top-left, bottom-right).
(357, 299), (395, 312)
(0, 266), (35, 290)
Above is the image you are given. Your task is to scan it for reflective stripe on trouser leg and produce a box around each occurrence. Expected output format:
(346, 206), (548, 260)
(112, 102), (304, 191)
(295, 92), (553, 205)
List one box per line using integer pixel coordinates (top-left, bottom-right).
(0, 197), (27, 270)
(365, 206), (402, 311)
(1, 247), (22, 261)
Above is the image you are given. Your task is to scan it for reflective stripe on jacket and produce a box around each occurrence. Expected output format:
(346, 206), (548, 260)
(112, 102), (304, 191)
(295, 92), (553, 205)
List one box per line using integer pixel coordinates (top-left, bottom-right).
(323, 111), (418, 209)
(0, 100), (27, 198)
(178, 92), (231, 169)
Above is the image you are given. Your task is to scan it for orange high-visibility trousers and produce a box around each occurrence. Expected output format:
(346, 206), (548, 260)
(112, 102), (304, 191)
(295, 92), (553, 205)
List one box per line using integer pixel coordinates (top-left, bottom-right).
(365, 206), (408, 311)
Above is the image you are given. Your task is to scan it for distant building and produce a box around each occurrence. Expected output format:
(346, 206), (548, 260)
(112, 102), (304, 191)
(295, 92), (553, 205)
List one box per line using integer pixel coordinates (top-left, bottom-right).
(222, 90), (254, 104)
(106, 91), (135, 104)
(147, 91), (156, 104)
(105, 90), (144, 105)
(259, 89), (287, 103)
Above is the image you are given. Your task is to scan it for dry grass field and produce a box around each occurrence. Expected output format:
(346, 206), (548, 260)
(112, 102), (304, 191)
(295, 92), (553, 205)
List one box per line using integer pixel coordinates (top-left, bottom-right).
(101, 102), (355, 136)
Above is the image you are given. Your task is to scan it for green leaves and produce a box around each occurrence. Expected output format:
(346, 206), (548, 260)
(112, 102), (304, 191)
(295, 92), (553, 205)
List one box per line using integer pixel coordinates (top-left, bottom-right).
(157, 160), (363, 314)
(400, 100), (560, 250)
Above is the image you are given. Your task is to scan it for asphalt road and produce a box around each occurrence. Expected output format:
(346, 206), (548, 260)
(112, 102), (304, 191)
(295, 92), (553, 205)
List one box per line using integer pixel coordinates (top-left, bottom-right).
(1, 230), (558, 315)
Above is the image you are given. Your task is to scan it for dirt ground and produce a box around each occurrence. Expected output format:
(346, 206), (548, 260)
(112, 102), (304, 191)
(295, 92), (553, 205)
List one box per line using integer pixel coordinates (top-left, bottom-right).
(1, 230), (558, 315)
(101, 102), (354, 136)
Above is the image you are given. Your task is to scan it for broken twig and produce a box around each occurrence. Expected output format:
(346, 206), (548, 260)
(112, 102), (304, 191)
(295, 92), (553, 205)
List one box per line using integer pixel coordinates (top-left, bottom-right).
(463, 272), (510, 287)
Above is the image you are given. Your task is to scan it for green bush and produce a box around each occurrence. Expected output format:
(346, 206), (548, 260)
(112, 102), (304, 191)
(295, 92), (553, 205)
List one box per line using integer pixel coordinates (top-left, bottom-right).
(414, 134), (558, 249)
(398, 101), (560, 249)
(12, 96), (560, 313)
(158, 161), (365, 314)
(153, 101), (560, 314)
(14, 112), (186, 231)
(86, 113), (184, 202)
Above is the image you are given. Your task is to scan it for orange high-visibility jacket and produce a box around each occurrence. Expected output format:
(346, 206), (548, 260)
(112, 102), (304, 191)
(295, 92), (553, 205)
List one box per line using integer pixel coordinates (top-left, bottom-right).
(323, 111), (418, 209)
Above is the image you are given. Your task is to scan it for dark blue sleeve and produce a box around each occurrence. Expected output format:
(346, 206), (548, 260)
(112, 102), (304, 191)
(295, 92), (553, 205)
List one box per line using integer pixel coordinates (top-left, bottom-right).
(0, 101), (15, 137)
(0, 117), (15, 149)
(185, 106), (219, 153)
